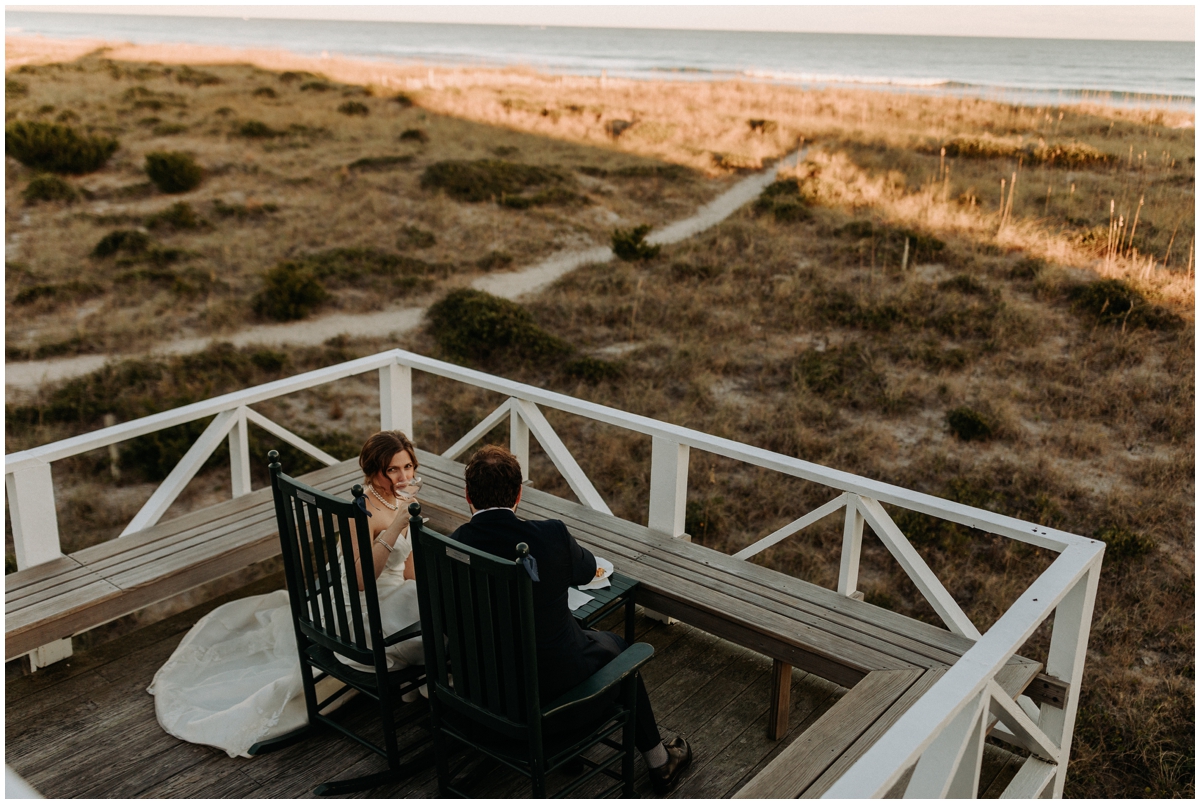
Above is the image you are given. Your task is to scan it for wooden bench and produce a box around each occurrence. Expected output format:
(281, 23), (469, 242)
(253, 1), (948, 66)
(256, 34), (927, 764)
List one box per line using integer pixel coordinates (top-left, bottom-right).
(412, 451), (1067, 752)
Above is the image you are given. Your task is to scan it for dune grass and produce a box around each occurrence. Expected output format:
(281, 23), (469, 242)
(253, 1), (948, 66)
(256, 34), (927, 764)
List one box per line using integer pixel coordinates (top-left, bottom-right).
(4, 52), (724, 359)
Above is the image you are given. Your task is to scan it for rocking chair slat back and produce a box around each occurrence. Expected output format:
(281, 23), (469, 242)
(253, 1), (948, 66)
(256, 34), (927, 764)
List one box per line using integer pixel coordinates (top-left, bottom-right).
(414, 520), (539, 733)
(273, 471), (381, 667)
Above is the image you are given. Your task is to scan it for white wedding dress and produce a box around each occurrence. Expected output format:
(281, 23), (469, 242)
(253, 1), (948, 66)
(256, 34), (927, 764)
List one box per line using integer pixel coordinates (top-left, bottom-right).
(149, 528), (423, 758)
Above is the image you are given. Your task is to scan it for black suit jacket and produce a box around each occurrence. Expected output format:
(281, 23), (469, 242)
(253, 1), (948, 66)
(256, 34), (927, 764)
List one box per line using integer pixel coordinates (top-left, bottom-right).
(450, 508), (603, 702)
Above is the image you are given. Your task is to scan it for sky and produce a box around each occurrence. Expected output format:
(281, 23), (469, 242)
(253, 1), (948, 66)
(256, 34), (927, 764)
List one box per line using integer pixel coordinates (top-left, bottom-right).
(6, 3), (1196, 42)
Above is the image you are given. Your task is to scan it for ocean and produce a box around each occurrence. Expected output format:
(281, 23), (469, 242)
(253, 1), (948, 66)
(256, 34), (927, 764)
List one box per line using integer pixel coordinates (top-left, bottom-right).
(5, 11), (1194, 110)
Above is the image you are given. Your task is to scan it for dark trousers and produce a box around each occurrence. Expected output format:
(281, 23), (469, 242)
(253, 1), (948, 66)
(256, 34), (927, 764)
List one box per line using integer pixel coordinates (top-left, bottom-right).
(556, 630), (663, 753)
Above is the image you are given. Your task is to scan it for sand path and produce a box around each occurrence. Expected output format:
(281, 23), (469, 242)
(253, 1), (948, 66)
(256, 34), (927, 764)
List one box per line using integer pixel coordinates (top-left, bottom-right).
(5, 149), (802, 393)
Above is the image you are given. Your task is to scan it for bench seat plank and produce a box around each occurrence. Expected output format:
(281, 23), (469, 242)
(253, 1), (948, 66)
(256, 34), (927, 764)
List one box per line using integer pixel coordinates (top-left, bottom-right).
(638, 549), (965, 670)
(800, 668), (948, 798)
(6, 577), (125, 658)
(734, 668), (926, 799)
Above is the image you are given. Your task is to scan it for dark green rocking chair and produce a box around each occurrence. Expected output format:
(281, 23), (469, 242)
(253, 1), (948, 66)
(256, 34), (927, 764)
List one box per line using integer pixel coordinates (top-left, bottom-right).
(409, 502), (654, 798)
(254, 451), (429, 796)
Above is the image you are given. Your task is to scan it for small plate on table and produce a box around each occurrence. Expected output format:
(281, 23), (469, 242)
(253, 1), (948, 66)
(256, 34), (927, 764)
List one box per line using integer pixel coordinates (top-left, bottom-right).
(577, 557), (614, 591)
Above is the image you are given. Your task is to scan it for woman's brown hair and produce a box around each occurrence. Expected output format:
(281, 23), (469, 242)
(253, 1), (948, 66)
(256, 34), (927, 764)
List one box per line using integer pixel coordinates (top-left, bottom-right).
(358, 430), (418, 485)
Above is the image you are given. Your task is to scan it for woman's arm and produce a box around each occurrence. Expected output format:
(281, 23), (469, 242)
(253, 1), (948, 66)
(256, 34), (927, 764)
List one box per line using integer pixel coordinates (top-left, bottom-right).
(350, 509), (409, 591)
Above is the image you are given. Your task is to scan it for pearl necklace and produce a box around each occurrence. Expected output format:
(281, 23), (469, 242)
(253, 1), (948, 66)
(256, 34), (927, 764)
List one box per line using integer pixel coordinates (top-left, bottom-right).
(367, 484), (399, 511)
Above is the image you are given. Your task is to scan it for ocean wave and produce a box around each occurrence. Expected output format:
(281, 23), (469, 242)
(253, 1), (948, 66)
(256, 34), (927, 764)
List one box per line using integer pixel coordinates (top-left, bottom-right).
(743, 69), (951, 88)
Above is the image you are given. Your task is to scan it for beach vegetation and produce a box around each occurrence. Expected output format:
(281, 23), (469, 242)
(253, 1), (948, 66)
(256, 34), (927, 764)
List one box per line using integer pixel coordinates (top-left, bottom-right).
(5, 120), (118, 174)
(145, 201), (209, 231)
(476, 250), (513, 271)
(348, 154), (413, 171)
(337, 100), (369, 116)
(22, 174), (79, 205)
(946, 406), (995, 441)
(251, 261), (328, 321)
(14, 280), (105, 308)
(611, 224), (661, 261)
(392, 92), (414, 108)
(420, 158), (569, 203)
(1066, 279), (1180, 330)
(397, 225), (436, 249)
(754, 177), (811, 222)
(212, 199), (279, 219)
(92, 229), (152, 258)
(174, 66), (221, 87)
(236, 119), (282, 138)
(144, 151), (203, 193)
(6, 78), (29, 98)
(426, 288), (572, 365)
(399, 127), (429, 143)
(252, 86), (277, 98)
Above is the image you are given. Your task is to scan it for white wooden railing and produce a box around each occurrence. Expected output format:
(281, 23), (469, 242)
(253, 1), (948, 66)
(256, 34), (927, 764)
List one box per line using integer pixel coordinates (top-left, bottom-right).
(4, 348), (1103, 798)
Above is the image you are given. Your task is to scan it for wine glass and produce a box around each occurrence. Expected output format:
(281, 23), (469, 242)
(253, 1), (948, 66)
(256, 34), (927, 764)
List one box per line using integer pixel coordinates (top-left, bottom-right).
(395, 476), (423, 503)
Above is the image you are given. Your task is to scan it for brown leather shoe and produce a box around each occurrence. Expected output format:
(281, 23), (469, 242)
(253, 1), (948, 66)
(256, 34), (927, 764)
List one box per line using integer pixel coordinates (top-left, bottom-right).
(648, 736), (692, 795)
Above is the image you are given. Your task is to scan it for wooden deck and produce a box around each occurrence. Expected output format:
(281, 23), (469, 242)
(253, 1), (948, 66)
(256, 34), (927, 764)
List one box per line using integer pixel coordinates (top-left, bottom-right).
(4, 577), (1023, 798)
(6, 450), (1038, 797)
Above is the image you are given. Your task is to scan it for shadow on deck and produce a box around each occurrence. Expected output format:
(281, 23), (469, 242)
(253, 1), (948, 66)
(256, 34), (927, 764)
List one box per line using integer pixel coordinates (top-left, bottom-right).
(4, 572), (1022, 798)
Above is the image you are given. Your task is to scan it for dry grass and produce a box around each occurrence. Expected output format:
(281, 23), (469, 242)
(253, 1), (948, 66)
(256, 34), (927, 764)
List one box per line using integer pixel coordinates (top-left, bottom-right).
(5, 35), (1194, 798)
(5, 45), (727, 358)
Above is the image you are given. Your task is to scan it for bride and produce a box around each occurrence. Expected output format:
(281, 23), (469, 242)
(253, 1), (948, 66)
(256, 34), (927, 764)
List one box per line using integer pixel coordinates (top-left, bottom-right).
(149, 431), (425, 758)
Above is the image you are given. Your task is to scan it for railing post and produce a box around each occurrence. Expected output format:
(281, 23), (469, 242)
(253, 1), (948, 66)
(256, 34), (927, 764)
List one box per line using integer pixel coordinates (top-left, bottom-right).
(379, 362), (413, 437)
(1038, 564), (1101, 798)
(6, 463), (73, 671)
(510, 402), (530, 482)
(648, 437), (689, 537)
(5, 462), (63, 569)
(228, 407), (252, 497)
(838, 495), (864, 597)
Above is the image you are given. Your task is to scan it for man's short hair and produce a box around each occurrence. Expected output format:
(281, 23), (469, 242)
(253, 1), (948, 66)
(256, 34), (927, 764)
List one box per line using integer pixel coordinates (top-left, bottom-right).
(464, 445), (523, 510)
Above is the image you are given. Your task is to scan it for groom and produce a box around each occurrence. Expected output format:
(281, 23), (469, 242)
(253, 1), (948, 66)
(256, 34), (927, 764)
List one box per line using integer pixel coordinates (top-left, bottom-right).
(449, 445), (693, 794)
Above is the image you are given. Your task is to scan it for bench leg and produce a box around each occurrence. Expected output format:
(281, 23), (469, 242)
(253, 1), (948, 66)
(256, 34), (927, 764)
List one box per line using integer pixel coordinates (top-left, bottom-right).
(23, 638), (73, 672)
(768, 660), (791, 740)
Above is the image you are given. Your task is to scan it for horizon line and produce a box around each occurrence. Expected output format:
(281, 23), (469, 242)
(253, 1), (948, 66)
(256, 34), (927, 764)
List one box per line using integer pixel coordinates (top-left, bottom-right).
(5, 5), (1195, 44)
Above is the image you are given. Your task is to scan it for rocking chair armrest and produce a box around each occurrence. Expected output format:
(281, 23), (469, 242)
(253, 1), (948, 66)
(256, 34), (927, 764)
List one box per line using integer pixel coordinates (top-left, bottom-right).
(541, 642), (655, 718)
(382, 620), (423, 646)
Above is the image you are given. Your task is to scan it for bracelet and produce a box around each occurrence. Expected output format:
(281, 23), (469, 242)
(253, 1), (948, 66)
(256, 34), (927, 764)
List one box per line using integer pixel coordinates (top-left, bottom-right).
(374, 536), (395, 553)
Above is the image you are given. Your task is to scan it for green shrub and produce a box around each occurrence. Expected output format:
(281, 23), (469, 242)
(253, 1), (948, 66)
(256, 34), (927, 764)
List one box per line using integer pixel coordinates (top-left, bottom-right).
(5, 121), (118, 174)
(252, 87), (277, 99)
(400, 128), (429, 143)
(754, 178), (812, 222)
(22, 174), (78, 204)
(92, 229), (152, 258)
(835, 219), (945, 264)
(115, 266), (214, 297)
(337, 101), (369, 116)
(295, 247), (437, 293)
(1095, 525), (1156, 563)
(14, 281), (104, 306)
(476, 250), (513, 271)
(146, 202), (207, 231)
(611, 224), (661, 261)
(946, 406), (994, 441)
(6, 78), (29, 98)
(563, 356), (622, 383)
(1067, 279), (1180, 330)
(425, 288), (572, 365)
(144, 151), (203, 194)
(499, 185), (587, 209)
(348, 154), (413, 171)
(300, 81), (333, 92)
(236, 120), (282, 138)
(212, 199), (279, 219)
(421, 159), (567, 203)
(252, 262), (328, 321)
(393, 93), (414, 108)
(174, 66), (221, 87)
(152, 123), (188, 136)
(398, 225), (436, 249)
